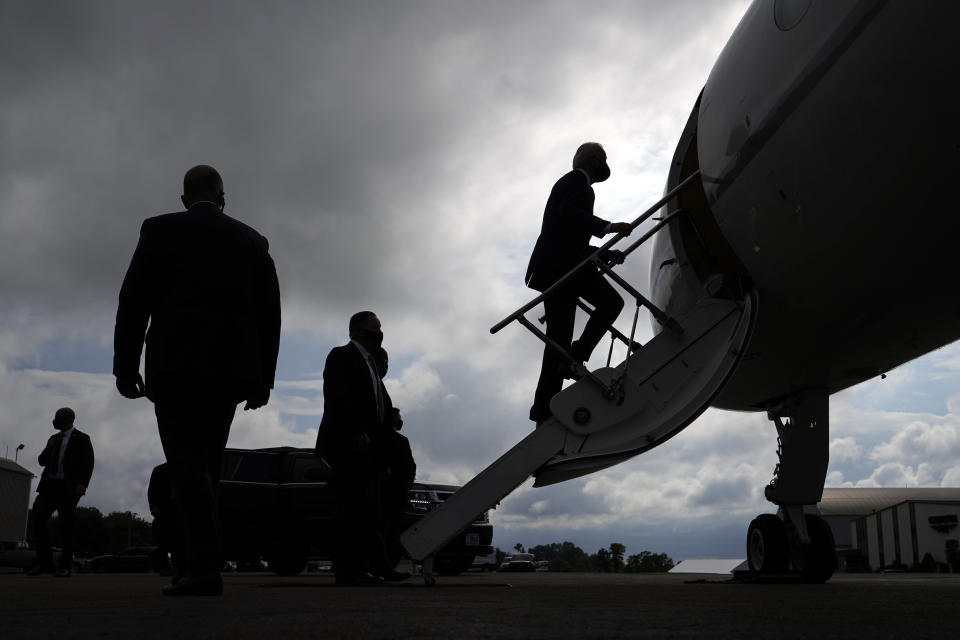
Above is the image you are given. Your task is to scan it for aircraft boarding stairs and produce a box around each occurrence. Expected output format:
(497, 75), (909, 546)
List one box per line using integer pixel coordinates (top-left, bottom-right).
(400, 171), (756, 584)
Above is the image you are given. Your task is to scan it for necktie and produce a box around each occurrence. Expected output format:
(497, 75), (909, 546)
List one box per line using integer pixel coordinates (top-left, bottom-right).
(50, 433), (65, 475)
(367, 356), (385, 423)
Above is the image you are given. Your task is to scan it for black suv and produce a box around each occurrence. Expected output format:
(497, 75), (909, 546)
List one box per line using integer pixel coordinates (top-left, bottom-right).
(217, 447), (493, 576)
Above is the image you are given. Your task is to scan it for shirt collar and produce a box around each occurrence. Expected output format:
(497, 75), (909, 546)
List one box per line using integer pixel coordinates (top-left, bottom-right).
(188, 201), (220, 211)
(575, 168), (592, 184)
(351, 339), (372, 360)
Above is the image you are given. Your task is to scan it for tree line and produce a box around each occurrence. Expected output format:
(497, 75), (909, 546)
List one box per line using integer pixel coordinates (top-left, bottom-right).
(26, 506), (153, 557)
(502, 541), (674, 572)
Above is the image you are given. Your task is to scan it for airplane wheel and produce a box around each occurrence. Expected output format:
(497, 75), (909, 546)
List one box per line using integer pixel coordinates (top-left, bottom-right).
(799, 514), (836, 583)
(747, 514), (788, 572)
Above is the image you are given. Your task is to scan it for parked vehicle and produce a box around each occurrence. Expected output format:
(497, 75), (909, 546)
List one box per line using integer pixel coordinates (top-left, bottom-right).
(498, 553), (536, 572)
(0, 541), (80, 573)
(84, 546), (158, 573)
(471, 551), (498, 572)
(209, 447), (494, 576)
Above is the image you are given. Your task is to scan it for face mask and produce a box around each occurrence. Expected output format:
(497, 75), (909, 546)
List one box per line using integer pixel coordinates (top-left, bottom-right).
(593, 162), (611, 183)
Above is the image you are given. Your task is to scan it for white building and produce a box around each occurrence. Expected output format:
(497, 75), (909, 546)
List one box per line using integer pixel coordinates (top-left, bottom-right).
(853, 500), (960, 570)
(0, 458), (34, 542)
(815, 488), (960, 571)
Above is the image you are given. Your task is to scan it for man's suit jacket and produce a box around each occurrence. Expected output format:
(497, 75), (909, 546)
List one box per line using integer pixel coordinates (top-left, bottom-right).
(36, 429), (94, 494)
(113, 202), (281, 404)
(525, 170), (611, 292)
(315, 342), (393, 470)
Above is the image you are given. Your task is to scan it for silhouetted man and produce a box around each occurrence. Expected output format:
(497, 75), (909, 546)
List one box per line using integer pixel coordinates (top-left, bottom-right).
(28, 407), (94, 577)
(526, 143), (632, 423)
(371, 347), (415, 574)
(114, 165), (281, 596)
(315, 311), (402, 584)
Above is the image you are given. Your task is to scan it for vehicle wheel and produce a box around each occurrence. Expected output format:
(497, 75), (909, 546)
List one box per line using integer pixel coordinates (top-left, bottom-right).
(746, 513), (788, 572)
(269, 553), (307, 576)
(799, 514), (836, 583)
(433, 556), (473, 576)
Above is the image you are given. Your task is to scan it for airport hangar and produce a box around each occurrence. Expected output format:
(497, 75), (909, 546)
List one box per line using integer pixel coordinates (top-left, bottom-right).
(815, 488), (960, 572)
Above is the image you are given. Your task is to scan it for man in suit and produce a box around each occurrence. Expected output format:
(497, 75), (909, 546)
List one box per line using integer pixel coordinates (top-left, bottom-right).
(113, 165), (281, 596)
(371, 347), (416, 572)
(526, 142), (632, 424)
(315, 311), (405, 584)
(28, 407), (94, 577)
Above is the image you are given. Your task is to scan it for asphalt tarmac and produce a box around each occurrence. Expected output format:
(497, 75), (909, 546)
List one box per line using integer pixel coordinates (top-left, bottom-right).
(2, 569), (958, 639)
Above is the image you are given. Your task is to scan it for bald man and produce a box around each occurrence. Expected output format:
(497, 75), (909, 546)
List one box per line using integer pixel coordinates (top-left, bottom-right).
(28, 407), (94, 577)
(114, 165), (281, 596)
(525, 143), (631, 424)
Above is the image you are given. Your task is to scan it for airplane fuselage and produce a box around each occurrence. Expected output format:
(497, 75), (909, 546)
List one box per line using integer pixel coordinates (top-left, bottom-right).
(651, 0), (960, 411)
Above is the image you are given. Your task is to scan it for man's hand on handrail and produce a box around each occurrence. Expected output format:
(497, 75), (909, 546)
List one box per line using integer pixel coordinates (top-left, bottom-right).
(609, 222), (633, 235)
(600, 248), (627, 266)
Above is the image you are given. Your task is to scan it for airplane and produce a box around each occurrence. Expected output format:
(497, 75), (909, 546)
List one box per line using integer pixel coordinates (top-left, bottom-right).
(401, 0), (960, 584)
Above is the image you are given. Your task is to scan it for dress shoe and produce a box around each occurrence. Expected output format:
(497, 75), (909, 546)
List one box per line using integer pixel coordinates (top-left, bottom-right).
(53, 568), (71, 578)
(378, 570), (411, 582)
(162, 574), (223, 596)
(334, 572), (384, 586)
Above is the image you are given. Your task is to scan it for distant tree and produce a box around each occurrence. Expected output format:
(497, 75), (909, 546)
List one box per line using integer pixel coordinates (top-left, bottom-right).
(528, 541), (592, 571)
(27, 507), (152, 558)
(549, 558), (573, 572)
(495, 548), (508, 566)
(609, 543), (626, 573)
(102, 511), (153, 552)
(625, 550), (675, 573)
(514, 543), (525, 553)
(592, 547), (612, 572)
(72, 507), (106, 556)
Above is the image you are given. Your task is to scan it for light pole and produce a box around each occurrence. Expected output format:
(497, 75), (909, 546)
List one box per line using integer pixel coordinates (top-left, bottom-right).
(15, 443), (25, 463)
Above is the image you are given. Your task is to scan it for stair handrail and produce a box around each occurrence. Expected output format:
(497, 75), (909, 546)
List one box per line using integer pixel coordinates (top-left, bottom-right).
(490, 170), (702, 335)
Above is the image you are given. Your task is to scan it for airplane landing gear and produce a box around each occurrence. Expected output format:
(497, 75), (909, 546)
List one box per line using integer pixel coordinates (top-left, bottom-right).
(747, 513), (788, 572)
(746, 511), (837, 582)
(746, 390), (836, 582)
(795, 513), (837, 583)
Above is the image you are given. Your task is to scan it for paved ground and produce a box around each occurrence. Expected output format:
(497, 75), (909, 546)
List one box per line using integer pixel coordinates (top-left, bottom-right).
(2, 570), (959, 639)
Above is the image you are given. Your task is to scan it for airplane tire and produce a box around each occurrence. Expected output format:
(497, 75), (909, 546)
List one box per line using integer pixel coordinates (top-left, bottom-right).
(799, 514), (837, 584)
(747, 514), (788, 572)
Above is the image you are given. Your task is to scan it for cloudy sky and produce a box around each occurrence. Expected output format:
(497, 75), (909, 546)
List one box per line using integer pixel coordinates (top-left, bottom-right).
(3, 0), (960, 560)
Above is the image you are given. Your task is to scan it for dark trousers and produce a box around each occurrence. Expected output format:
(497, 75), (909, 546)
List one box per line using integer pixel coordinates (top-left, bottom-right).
(152, 509), (182, 575)
(532, 270), (623, 417)
(378, 432), (416, 568)
(332, 461), (389, 578)
(154, 395), (236, 578)
(31, 480), (79, 570)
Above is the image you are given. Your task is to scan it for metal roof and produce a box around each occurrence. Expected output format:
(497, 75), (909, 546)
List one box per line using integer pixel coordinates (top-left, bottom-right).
(817, 488), (960, 516)
(0, 458), (33, 477)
